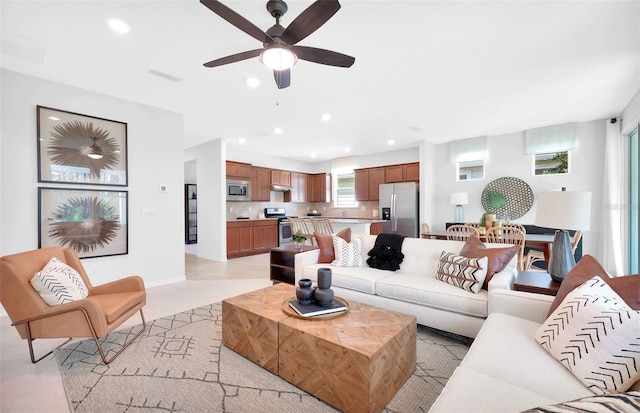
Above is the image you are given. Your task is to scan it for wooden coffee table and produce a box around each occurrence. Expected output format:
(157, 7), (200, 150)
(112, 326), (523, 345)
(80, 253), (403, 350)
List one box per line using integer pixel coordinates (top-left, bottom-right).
(222, 283), (417, 413)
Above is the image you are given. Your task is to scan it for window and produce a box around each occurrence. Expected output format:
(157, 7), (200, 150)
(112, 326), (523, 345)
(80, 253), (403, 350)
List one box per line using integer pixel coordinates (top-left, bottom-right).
(630, 127), (638, 273)
(457, 160), (484, 181)
(334, 172), (357, 208)
(533, 151), (569, 175)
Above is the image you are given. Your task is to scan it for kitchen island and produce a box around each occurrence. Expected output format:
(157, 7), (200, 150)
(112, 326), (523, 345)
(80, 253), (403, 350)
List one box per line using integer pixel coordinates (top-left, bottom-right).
(316, 217), (385, 236)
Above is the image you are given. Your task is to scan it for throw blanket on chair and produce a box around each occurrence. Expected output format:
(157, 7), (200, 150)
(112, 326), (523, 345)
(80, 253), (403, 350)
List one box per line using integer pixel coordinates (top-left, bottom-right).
(367, 233), (406, 271)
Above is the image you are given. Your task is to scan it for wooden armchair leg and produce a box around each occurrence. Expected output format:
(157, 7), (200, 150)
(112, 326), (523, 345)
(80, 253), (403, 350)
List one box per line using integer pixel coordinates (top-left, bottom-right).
(24, 309), (146, 365)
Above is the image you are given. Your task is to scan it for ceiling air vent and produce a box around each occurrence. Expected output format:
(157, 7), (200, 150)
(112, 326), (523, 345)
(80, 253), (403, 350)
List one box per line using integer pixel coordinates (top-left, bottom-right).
(1, 31), (47, 63)
(148, 67), (183, 83)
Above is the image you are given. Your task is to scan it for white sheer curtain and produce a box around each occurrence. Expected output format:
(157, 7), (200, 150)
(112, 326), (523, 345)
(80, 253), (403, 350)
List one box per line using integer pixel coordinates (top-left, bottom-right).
(599, 120), (626, 275)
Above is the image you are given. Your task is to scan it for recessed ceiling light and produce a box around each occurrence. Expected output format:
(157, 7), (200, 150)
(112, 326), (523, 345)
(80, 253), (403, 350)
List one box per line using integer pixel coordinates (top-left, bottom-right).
(48, 116), (60, 121)
(387, 140), (395, 145)
(238, 138), (247, 144)
(106, 18), (130, 34)
(246, 77), (260, 87)
(321, 113), (331, 121)
(345, 147), (351, 153)
(274, 127), (283, 135)
(310, 153), (316, 158)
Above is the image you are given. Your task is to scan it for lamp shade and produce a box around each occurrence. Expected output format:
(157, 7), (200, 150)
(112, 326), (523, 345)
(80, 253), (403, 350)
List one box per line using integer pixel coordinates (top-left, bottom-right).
(450, 192), (469, 206)
(535, 191), (591, 230)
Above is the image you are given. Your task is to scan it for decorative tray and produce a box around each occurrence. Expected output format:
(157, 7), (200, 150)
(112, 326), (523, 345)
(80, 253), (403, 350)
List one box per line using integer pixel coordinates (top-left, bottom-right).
(281, 297), (350, 320)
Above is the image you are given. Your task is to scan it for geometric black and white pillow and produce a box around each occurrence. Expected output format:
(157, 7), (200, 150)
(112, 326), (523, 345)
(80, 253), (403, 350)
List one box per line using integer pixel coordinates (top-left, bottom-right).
(30, 256), (89, 306)
(535, 276), (640, 395)
(436, 251), (488, 294)
(332, 235), (364, 267)
(522, 391), (640, 412)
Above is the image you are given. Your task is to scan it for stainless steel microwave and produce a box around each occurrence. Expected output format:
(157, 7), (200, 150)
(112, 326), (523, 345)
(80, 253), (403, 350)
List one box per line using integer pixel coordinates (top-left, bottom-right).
(226, 180), (251, 201)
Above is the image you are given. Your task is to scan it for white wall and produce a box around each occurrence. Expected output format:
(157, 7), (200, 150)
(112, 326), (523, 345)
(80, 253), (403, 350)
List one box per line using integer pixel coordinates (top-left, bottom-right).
(431, 119), (606, 257)
(0, 70), (185, 297)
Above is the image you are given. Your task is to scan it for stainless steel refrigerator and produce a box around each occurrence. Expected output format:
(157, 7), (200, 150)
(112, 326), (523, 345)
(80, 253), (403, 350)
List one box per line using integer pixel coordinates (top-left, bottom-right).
(379, 182), (419, 237)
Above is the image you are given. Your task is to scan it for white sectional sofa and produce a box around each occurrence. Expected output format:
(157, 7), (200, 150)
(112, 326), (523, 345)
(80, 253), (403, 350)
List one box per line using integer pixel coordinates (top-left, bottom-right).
(294, 234), (518, 338)
(430, 288), (640, 412)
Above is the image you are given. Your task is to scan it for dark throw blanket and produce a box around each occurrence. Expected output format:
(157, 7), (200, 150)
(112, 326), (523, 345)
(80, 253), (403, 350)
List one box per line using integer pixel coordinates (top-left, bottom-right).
(366, 233), (406, 271)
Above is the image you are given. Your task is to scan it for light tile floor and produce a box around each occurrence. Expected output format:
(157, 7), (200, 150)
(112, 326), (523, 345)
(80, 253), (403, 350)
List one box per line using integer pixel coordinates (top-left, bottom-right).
(0, 247), (273, 413)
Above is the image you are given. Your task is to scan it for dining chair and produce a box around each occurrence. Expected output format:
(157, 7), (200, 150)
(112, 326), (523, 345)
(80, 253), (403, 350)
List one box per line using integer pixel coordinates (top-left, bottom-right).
(525, 230), (583, 271)
(446, 224), (480, 241)
(310, 218), (333, 235)
(288, 217), (315, 246)
(486, 226), (527, 271)
(0, 246), (146, 364)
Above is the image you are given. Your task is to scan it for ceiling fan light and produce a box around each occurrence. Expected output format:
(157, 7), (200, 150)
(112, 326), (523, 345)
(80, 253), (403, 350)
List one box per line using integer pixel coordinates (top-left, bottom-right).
(260, 46), (297, 70)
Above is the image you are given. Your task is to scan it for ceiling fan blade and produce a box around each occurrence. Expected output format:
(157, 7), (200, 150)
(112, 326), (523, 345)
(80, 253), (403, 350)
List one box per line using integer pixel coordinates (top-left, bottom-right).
(281, 0), (341, 45)
(200, 0), (272, 44)
(293, 45), (354, 68)
(274, 69), (291, 89)
(203, 49), (262, 68)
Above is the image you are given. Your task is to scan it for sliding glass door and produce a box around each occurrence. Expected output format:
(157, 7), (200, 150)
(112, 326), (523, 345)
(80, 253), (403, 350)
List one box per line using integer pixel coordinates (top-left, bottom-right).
(629, 126), (640, 274)
(630, 127), (638, 273)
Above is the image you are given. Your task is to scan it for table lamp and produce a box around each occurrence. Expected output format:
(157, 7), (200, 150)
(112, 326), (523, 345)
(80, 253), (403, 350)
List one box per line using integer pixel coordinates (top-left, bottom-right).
(535, 189), (591, 282)
(450, 192), (469, 223)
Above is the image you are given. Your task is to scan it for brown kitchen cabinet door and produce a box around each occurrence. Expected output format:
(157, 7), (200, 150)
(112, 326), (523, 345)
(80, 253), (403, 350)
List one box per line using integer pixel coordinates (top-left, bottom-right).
(385, 165), (403, 183)
(368, 167), (385, 200)
(286, 172), (307, 202)
(227, 222), (253, 257)
(403, 163), (420, 182)
(226, 161), (251, 179)
(355, 169), (369, 201)
(251, 166), (271, 201)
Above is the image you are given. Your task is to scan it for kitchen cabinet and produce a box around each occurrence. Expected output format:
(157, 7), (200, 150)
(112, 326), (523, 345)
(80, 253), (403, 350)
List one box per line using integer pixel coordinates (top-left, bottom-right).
(226, 161), (251, 179)
(285, 172), (307, 202)
(354, 167), (385, 201)
(354, 169), (369, 201)
(251, 166), (271, 201)
(370, 222), (383, 235)
(307, 173), (331, 202)
(226, 221), (253, 258)
(252, 220), (278, 253)
(385, 165), (403, 183)
(227, 219), (278, 258)
(185, 184), (197, 244)
(271, 169), (291, 187)
(403, 163), (420, 182)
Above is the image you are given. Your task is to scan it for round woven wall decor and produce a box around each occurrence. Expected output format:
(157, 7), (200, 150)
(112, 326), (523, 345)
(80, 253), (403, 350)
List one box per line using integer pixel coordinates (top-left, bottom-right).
(481, 177), (534, 220)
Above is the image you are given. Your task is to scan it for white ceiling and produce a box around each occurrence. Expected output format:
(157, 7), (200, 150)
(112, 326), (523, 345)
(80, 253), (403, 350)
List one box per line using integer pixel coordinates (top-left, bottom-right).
(2, 0), (639, 163)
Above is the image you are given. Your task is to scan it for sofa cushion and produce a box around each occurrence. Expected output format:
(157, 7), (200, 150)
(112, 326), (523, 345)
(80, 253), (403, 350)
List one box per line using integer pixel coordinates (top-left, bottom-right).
(535, 276), (640, 395)
(548, 255), (640, 315)
(302, 263), (387, 295)
(315, 228), (351, 264)
(375, 274), (489, 317)
(460, 313), (592, 403)
(436, 252), (488, 294)
(459, 235), (519, 289)
(522, 391), (640, 413)
(30, 256), (89, 306)
(332, 235), (364, 267)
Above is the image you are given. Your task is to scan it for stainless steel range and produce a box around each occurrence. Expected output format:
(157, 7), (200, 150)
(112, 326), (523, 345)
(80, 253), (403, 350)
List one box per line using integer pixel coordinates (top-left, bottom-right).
(264, 208), (296, 247)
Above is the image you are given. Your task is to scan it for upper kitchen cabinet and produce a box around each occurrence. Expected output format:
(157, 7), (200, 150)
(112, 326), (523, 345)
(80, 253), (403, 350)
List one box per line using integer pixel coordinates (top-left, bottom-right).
(307, 173), (331, 202)
(271, 169), (291, 187)
(226, 161), (251, 179)
(354, 166), (387, 201)
(385, 165), (403, 183)
(251, 166), (271, 201)
(403, 163), (420, 182)
(285, 172), (307, 203)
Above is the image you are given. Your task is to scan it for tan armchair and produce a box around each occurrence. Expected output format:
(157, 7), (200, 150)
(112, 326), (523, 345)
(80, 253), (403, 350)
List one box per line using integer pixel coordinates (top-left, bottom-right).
(0, 246), (146, 364)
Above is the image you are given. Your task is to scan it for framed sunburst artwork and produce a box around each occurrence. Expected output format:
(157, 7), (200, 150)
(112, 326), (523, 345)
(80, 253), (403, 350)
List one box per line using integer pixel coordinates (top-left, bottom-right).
(38, 188), (128, 258)
(37, 106), (127, 186)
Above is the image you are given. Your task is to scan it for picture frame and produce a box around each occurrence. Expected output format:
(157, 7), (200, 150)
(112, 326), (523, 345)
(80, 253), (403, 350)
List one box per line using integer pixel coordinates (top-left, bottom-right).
(37, 106), (128, 186)
(38, 187), (128, 258)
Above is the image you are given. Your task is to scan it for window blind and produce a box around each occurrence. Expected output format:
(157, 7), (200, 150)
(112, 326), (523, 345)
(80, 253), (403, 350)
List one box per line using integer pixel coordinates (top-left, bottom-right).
(525, 123), (578, 154)
(450, 136), (488, 162)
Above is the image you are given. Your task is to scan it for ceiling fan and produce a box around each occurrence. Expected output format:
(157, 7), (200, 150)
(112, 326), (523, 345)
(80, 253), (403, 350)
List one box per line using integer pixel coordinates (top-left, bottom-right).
(200, 0), (355, 89)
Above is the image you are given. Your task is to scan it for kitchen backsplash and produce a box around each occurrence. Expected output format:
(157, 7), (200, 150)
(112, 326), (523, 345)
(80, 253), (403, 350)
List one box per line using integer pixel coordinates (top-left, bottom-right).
(226, 199), (380, 221)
